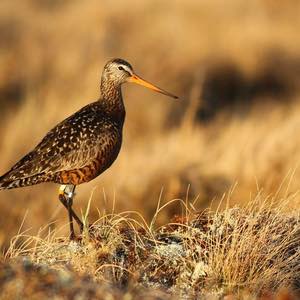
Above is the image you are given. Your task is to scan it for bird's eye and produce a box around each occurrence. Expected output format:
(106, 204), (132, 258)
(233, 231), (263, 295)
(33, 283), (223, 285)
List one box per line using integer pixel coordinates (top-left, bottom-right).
(118, 66), (124, 71)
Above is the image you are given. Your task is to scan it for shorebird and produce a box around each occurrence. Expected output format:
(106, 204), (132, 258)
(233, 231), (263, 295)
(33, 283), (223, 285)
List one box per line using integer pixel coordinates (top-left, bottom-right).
(0, 58), (178, 239)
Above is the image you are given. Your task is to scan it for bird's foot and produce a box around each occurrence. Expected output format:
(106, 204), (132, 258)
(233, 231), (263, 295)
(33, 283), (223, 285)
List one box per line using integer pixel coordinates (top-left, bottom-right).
(70, 232), (76, 241)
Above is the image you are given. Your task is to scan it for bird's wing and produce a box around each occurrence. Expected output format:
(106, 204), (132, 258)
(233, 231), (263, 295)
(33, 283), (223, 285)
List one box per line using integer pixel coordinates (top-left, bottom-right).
(1, 103), (119, 182)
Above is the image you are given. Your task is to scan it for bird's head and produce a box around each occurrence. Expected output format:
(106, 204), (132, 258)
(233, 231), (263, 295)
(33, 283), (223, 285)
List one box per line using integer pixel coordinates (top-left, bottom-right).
(102, 58), (178, 99)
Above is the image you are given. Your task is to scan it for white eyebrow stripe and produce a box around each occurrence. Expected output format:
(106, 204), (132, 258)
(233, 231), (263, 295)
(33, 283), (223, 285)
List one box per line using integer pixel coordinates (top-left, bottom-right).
(122, 65), (133, 74)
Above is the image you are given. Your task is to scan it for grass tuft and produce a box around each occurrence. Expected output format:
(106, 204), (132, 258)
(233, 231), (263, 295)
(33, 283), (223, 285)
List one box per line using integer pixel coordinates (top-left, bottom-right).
(2, 196), (300, 299)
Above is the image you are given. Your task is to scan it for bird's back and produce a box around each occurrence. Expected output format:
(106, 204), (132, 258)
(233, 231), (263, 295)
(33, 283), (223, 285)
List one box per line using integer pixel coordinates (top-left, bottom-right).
(0, 101), (124, 189)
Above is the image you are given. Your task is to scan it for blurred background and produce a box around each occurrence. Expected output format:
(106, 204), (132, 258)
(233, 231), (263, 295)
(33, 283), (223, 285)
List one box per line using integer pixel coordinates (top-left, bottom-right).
(1, 0), (300, 248)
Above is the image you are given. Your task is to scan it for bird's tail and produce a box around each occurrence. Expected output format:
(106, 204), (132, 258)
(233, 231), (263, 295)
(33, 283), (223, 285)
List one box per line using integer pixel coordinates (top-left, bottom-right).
(0, 173), (53, 190)
(0, 178), (20, 190)
(0, 173), (24, 190)
(0, 173), (11, 190)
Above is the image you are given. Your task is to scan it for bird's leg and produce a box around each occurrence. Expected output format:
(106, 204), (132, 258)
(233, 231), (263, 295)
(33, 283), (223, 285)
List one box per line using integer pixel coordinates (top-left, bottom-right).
(66, 185), (84, 233)
(67, 190), (75, 240)
(58, 185), (83, 239)
(58, 195), (84, 232)
(63, 184), (75, 240)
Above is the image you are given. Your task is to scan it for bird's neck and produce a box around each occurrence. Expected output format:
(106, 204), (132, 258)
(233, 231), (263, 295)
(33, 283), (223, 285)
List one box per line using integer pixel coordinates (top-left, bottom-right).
(99, 78), (125, 124)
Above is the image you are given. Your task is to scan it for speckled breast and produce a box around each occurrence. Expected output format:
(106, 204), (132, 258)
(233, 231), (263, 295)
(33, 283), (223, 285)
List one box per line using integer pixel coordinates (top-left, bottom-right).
(55, 130), (122, 186)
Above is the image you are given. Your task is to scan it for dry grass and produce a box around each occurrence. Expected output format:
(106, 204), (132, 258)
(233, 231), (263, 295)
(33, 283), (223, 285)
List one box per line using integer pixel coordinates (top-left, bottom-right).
(2, 196), (300, 299)
(1, 0), (300, 242)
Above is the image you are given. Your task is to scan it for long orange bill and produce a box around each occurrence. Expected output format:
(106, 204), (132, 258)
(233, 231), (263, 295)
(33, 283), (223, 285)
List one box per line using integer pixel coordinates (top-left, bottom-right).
(128, 74), (178, 99)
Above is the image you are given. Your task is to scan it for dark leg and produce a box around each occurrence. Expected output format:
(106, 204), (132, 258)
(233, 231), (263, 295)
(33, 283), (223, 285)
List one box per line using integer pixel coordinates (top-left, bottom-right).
(59, 193), (83, 232)
(67, 193), (75, 240)
(59, 184), (83, 239)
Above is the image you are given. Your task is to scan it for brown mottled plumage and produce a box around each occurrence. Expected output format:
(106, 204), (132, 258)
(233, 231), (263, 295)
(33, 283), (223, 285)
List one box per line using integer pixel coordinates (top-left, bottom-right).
(0, 58), (178, 239)
(0, 101), (123, 188)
